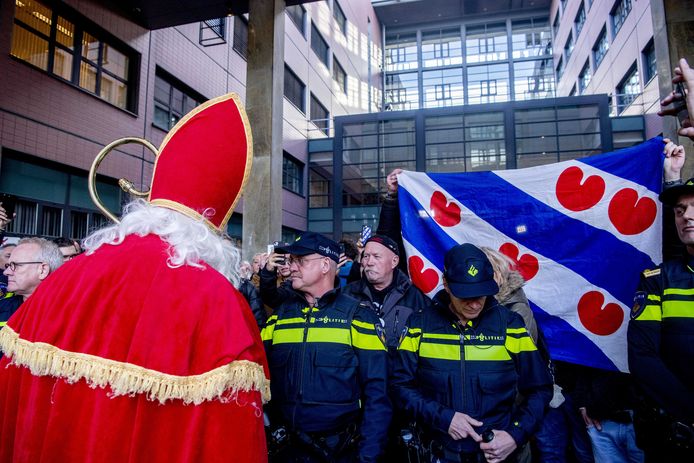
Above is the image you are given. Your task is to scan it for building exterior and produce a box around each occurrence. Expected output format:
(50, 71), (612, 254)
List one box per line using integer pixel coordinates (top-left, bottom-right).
(0, 0), (381, 244)
(551, 0), (662, 137)
(307, 0), (663, 239)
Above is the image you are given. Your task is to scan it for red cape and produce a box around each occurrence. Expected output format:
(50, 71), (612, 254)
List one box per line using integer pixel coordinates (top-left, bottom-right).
(0, 234), (269, 462)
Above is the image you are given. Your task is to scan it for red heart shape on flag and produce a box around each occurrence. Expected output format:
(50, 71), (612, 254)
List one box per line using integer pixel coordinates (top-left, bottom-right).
(607, 188), (657, 235)
(430, 191), (461, 227)
(577, 291), (624, 336)
(408, 256), (439, 294)
(498, 243), (539, 281)
(555, 166), (606, 212)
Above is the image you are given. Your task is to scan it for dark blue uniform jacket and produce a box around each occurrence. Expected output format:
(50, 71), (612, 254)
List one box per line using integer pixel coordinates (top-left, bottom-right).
(391, 290), (552, 454)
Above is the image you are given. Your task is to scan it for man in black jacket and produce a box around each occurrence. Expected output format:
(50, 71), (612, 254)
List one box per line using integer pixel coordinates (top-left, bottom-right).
(342, 234), (430, 353)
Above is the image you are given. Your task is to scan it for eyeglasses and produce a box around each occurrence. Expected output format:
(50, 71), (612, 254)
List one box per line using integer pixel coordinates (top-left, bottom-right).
(287, 256), (327, 267)
(4, 261), (43, 271)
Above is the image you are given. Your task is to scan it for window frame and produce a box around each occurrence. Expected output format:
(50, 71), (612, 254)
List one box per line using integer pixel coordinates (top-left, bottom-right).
(286, 5), (306, 36)
(611, 0), (632, 37)
(10, 0), (139, 113)
(284, 64), (306, 113)
(310, 23), (330, 67)
(333, 1), (347, 35)
(310, 93), (330, 135)
(282, 152), (305, 196)
(233, 15), (248, 59)
(333, 56), (348, 94)
(153, 69), (207, 131)
(592, 26), (609, 70)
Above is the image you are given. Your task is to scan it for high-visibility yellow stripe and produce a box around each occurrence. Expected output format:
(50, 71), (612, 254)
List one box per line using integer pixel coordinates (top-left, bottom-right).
(273, 328), (305, 344)
(647, 294), (661, 302)
(260, 316), (278, 341)
(399, 334), (420, 352)
(466, 345), (512, 361)
(635, 304), (662, 322)
(505, 335), (537, 354)
(506, 327), (527, 334)
(277, 317), (306, 326)
(351, 327), (386, 351)
(409, 328), (422, 334)
(307, 327), (351, 345)
(662, 300), (694, 319)
(352, 319), (375, 330)
(420, 341), (460, 361)
(0, 322), (6, 327)
(422, 333), (460, 341)
(664, 288), (694, 296)
(419, 342), (512, 362)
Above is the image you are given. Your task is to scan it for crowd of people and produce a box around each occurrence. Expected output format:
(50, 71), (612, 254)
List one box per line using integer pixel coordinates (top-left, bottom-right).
(0, 60), (692, 463)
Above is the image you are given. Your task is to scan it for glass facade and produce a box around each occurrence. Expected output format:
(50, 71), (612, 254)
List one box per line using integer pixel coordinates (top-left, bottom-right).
(310, 96), (612, 237)
(383, 17), (554, 111)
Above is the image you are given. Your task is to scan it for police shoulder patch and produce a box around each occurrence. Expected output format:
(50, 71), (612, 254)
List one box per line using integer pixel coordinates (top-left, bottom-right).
(642, 268), (661, 278)
(631, 291), (647, 320)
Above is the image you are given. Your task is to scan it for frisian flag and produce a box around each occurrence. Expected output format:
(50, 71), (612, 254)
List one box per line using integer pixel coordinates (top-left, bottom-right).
(397, 137), (665, 372)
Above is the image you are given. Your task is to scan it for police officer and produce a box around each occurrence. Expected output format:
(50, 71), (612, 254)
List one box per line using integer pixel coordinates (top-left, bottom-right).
(261, 231), (391, 462)
(628, 140), (694, 460)
(392, 244), (552, 463)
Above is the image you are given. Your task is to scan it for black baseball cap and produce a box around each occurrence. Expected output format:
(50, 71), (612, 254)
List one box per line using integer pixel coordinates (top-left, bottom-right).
(365, 234), (400, 256)
(443, 243), (499, 299)
(659, 178), (694, 206)
(275, 231), (340, 263)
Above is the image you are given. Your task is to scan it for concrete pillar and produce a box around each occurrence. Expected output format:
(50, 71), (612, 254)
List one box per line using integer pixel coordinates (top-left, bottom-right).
(243, 0), (285, 259)
(652, 0), (694, 176)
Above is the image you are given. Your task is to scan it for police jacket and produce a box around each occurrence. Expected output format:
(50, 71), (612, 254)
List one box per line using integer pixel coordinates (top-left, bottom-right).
(261, 287), (391, 462)
(391, 290), (552, 453)
(628, 256), (694, 421)
(342, 269), (431, 350)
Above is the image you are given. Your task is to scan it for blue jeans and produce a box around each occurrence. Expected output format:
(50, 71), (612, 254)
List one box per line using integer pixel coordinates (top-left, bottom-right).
(534, 394), (594, 463)
(587, 419), (644, 463)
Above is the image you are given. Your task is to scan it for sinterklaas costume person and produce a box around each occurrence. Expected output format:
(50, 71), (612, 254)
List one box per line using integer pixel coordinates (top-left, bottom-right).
(0, 94), (270, 462)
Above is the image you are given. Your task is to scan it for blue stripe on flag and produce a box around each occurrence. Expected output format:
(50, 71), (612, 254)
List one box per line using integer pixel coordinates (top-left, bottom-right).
(429, 172), (655, 306)
(530, 300), (617, 371)
(399, 186), (455, 270)
(579, 137), (664, 193)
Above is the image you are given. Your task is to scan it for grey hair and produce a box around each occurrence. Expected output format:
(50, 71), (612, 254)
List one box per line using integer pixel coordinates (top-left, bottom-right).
(82, 200), (242, 287)
(17, 237), (63, 273)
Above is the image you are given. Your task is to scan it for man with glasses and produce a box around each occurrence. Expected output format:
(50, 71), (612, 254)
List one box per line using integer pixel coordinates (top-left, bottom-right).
(1, 237), (63, 328)
(52, 237), (82, 262)
(261, 231), (391, 462)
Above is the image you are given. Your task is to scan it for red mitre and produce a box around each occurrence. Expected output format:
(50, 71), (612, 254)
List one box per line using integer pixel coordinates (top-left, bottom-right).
(148, 93), (252, 231)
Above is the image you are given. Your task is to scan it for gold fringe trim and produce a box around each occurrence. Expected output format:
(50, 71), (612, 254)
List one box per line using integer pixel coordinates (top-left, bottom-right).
(0, 326), (270, 405)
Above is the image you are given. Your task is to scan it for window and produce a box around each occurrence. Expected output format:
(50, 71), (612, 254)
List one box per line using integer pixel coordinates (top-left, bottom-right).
(153, 71), (205, 131)
(286, 5), (305, 35)
(569, 85), (577, 96)
(311, 24), (329, 67)
(564, 32), (574, 61)
(514, 59), (555, 100)
(385, 72), (419, 110)
(310, 93), (329, 135)
(333, 57), (347, 93)
(552, 13), (560, 38)
(283, 153), (304, 195)
(480, 79), (497, 96)
(512, 18), (552, 59)
(616, 64), (639, 113)
(611, 0), (632, 36)
(556, 56), (564, 81)
(592, 27), (609, 69)
(284, 65), (305, 112)
(11, 0), (137, 111)
(575, 3), (586, 37)
(333, 1), (347, 35)
(199, 18), (226, 46)
(578, 60), (591, 94)
(423, 68), (463, 108)
(385, 33), (417, 71)
(466, 23), (507, 64)
(233, 16), (248, 59)
(643, 40), (657, 83)
(422, 28), (462, 68)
